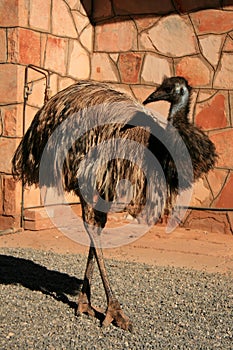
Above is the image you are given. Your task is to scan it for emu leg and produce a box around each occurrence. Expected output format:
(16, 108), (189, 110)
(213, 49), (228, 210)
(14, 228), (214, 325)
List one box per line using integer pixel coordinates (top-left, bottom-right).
(76, 246), (96, 317)
(79, 197), (132, 330)
(92, 236), (132, 332)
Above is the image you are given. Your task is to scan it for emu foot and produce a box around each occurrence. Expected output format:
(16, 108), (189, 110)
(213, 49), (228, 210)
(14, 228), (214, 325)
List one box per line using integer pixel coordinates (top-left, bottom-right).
(76, 292), (95, 317)
(102, 300), (132, 332)
(76, 292), (104, 320)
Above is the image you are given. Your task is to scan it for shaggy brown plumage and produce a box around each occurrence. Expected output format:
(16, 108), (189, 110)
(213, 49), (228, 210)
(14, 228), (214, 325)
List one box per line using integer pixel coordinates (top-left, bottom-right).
(12, 77), (217, 331)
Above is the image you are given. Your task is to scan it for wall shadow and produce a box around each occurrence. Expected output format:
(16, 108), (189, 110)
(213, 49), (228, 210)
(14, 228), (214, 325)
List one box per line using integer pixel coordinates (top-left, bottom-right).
(81, 0), (233, 24)
(0, 254), (83, 309)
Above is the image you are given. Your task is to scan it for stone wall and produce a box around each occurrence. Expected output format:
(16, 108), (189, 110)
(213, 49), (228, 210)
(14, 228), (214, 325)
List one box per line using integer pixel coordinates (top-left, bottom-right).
(0, 0), (92, 229)
(0, 0), (233, 233)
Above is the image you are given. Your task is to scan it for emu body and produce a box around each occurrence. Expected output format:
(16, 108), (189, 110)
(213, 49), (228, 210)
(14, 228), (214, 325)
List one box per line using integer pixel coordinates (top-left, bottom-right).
(12, 78), (217, 331)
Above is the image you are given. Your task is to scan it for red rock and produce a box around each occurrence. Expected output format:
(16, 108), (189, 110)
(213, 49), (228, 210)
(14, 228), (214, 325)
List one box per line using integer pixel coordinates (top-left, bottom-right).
(118, 53), (142, 83)
(2, 106), (18, 137)
(95, 20), (137, 52)
(216, 173), (233, 208)
(0, 29), (6, 62)
(183, 210), (231, 234)
(3, 177), (16, 214)
(195, 93), (228, 130)
(0, 0), (18, 26)
(191, 10), (233, 34)
(8, 28), (41, 66)
(176, 56), (212, 87)
(0, 215), (20, 230)
(0, 64), (24, 103)
(0, 138), (18, 174)
(210, 129), (233, 168)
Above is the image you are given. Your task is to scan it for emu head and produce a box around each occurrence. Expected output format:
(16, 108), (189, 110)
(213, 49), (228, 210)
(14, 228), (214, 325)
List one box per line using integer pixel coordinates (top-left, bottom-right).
(143, 76), (192, 107)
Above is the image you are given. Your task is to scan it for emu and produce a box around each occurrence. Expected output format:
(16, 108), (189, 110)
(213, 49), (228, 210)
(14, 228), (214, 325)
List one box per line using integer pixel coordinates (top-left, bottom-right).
(12, 76), (217, 331)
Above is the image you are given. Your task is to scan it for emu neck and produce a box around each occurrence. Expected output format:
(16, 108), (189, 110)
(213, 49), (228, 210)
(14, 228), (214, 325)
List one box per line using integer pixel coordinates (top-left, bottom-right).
(168, 94), (190, 124)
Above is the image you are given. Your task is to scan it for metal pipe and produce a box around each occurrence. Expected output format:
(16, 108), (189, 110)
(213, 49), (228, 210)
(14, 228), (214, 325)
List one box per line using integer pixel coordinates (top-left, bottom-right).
(20, 64), (51, 228)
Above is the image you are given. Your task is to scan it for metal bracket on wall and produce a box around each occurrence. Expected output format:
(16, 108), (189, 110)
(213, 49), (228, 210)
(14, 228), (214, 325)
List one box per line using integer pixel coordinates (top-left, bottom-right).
(20, 65), (52, 228)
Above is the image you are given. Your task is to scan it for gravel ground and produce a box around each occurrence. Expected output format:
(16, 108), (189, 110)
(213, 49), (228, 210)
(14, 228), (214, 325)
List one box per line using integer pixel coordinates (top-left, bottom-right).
(0, 247), (233, 350)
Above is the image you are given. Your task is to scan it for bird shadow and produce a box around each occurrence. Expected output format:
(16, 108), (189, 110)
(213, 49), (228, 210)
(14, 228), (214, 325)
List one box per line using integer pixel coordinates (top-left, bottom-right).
(0, 254), (106, 324)
(0, 254), (82, 310)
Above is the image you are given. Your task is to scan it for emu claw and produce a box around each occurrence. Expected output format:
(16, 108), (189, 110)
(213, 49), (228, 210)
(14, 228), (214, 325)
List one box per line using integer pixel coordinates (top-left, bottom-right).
(102, 300), (133, 332)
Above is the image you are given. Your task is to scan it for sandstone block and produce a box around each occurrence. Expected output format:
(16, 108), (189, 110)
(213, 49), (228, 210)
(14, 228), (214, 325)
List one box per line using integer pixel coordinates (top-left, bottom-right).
(68, 40), (90, 79)
(24, 105), (40, 132)
(52, 0), (77, 38)
(1, 104), (23, 137)
(191, 10), (233, 34)
(0, 0), (18, 26)
(0, 64), (24, 103)
(210, 130), (233, 169)
(0, 215), (20, 230)
(183, 210), (231, 235)
(95, 20), (137, 52)
(214, 53), (233, 89)
(8, 28), (41, 66)
(195, 93), (228, 130)
(2, 176), (18, 215)
(176, 56), (212, 87)
(118, 53), (142, 84)
(24, 186), (41, 208)
(141, 54), (171, 84)
(216, 173), (233, 208)
(27, 79), (47, 108)
(199, 34), (224, 67)
(0, 29), (6, 62)
(44, 36), (68, 75)
(24, 217), (54, 231)
(91, 53), (119, 82)
(148, 15), (198, 57)
(29, 0), (50, 31)
(0, 138), (18, 174)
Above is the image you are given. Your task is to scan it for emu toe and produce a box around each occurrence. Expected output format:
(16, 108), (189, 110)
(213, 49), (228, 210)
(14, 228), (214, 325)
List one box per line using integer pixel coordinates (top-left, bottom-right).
(76, 292), (105, 321)
(102, 300), (133, 332)
(76, 292), (96, 317)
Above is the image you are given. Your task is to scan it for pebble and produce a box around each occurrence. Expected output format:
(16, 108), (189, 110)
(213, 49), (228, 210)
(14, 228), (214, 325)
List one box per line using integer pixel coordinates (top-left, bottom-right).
(0, 247), (233, 349)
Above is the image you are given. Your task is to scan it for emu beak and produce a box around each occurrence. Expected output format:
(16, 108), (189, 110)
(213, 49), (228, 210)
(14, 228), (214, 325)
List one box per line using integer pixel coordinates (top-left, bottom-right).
(143, 89), (168, 105)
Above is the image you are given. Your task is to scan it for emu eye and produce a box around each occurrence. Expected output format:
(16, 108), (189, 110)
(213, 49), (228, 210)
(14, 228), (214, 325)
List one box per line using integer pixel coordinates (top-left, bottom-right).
(165, 87), (172, 93)
(180, 87), (184, 95)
